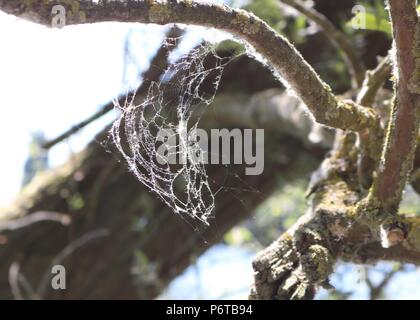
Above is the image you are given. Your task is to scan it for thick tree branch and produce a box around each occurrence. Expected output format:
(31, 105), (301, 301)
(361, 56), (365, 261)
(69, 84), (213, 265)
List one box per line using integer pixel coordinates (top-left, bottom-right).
(251, 132), (420, 299)
(203, 89), (334, 148)
(0, 0), (377, 131)
(370, 0), (420, 213)
(353, 242), (420, 265)
(281, 0), (366, 88)
(250, 133), (361, 300)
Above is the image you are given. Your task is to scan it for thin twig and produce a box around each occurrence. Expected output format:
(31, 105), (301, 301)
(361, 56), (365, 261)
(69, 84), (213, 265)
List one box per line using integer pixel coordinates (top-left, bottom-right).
(41, 103), (114, 149)
(0, 211), (70, 231)
(36, 228), (109, 298)
(8, 262), (24, 300)
(364, 265), (402, 300)
(281, 0), (366, 88)
(8, 262), (40, 300)
(357, 55), (392, 107)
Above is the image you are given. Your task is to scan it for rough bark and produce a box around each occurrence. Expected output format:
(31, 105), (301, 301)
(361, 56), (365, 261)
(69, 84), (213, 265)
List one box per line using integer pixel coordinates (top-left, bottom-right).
(250, 131), (420, 299)
(369, 0), (420, 214)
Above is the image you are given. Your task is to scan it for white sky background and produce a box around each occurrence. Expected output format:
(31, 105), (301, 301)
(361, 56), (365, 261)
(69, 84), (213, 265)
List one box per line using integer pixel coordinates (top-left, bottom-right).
(0, 11), (166, 206)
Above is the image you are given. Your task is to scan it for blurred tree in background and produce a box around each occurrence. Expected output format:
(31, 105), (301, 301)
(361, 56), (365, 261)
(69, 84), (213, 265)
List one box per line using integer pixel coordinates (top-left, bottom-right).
(22, 132), (49, 186)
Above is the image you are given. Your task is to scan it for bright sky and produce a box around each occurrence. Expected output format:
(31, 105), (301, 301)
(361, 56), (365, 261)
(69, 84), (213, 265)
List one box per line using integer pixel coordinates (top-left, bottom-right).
(0, 10), (230, 207)
(0, 11), (167, 206)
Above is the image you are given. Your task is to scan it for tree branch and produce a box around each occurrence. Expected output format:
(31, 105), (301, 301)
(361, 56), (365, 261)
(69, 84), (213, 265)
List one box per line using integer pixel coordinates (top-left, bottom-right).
(0, 211), (70, 231)
(356, 54), (392, 189)
(281, 0), (366, 88)
(370, 0), (420, 213)
(357, 55), (392, 107)
(345, 215), (420, 265)
(37, 229), (109, 298)
(0, 0), (377, 131)
(364, 264), (401, 300)
(251, 133), (361, 300)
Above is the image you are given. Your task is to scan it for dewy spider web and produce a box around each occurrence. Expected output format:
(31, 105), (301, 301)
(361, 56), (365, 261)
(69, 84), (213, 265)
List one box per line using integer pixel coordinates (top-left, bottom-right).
(111, 43), (229, 225)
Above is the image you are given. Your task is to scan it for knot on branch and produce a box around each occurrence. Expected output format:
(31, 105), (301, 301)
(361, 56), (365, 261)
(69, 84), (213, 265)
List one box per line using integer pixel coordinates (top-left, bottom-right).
(355, 197), (410, 248)
(380, 220), (409, 248)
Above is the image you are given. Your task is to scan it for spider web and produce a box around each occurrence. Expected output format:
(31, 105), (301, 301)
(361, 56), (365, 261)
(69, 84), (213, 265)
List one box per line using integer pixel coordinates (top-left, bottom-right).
(110, 43), (230, 225)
